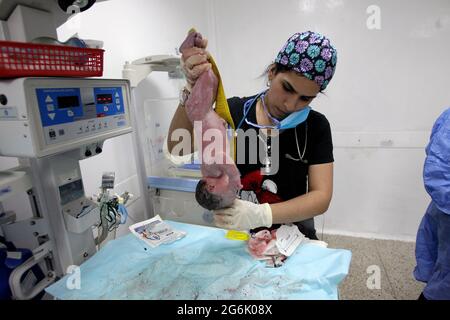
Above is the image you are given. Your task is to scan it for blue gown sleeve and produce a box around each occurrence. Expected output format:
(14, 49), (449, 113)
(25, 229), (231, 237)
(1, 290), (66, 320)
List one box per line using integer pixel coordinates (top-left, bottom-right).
(423, 108), (450, 215)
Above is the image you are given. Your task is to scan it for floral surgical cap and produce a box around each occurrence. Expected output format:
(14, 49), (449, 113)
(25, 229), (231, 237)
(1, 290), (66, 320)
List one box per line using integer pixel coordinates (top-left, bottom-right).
(275, 31), (337, 91)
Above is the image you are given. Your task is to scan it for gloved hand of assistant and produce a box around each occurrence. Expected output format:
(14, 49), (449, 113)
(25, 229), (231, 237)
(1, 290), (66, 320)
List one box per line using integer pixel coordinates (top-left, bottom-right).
(213, 199), (273, 231)
(180, 32), (211, 91)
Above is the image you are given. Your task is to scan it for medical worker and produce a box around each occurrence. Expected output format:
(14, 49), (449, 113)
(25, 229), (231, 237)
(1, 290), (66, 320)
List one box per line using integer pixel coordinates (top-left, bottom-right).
(168, 31), (337, 239)
(414, 107), (450, 300)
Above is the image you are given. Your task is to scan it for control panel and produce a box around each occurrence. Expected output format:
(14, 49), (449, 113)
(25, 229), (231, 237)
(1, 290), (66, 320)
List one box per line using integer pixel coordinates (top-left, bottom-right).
(0, 78), (133, 158)
(36, 86), (127, 146)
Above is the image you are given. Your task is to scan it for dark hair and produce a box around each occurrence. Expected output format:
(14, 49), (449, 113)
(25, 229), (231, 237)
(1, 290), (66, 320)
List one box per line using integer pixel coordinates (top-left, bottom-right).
(195, 180), (223, 210)
(262, 62), (294, 77)
(268, 63), (292, 75)
(263, 62), (326, 94)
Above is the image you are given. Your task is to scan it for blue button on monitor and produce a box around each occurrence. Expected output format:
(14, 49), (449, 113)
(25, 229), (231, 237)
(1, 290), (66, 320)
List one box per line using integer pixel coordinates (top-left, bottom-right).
(36, 88), (83, 127)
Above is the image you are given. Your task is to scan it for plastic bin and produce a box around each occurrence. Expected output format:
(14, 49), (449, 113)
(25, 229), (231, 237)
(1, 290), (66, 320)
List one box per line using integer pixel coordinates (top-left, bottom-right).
(0, 40), (104, 78)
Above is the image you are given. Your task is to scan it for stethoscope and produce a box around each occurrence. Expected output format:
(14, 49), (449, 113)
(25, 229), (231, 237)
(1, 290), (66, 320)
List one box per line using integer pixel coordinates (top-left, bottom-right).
(236, 91), (267, 131)
(235, 91), (308, 169)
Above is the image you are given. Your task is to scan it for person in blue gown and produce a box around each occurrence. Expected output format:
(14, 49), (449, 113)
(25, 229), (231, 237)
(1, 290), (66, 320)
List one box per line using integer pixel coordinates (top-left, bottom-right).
(414, 107), (450, 300)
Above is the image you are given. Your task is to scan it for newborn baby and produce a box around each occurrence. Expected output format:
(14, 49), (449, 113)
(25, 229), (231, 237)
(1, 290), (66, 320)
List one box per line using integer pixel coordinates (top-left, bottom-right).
(179, 30), (242, 210)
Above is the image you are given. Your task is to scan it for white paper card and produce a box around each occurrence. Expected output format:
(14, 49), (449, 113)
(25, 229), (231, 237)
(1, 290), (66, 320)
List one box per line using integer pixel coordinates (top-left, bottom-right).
(276, 224), (305, 256)
(129, 215), (186, 248)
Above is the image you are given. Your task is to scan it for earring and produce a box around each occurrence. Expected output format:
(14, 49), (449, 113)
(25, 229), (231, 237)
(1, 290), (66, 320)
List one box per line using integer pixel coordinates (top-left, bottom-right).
(266, 80), (271, 87)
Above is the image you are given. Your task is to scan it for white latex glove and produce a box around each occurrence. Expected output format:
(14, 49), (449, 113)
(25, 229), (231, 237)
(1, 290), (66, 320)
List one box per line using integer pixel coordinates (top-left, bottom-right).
(213, 199), (273, 231)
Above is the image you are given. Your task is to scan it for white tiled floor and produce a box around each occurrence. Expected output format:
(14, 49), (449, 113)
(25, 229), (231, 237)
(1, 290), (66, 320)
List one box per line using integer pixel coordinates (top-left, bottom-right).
(322, 234), (425, 300)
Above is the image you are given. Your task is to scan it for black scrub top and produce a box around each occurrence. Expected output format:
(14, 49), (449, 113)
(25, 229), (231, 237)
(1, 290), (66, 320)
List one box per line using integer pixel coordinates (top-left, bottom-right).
(227, 95), (334, 239)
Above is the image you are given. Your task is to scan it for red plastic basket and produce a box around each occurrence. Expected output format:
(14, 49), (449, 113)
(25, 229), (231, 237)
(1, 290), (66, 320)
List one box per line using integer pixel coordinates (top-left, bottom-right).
(0, 40), (104, 78)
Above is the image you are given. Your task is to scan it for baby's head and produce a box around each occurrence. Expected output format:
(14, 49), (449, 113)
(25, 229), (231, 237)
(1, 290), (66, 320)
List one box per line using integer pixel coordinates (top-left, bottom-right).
(195, 180), (224, 210)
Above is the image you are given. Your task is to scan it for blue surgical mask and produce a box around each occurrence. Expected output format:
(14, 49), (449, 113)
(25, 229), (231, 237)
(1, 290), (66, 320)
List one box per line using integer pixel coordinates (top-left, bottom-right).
(277, 107), (311, 129)
(238, 91), (311, 130)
